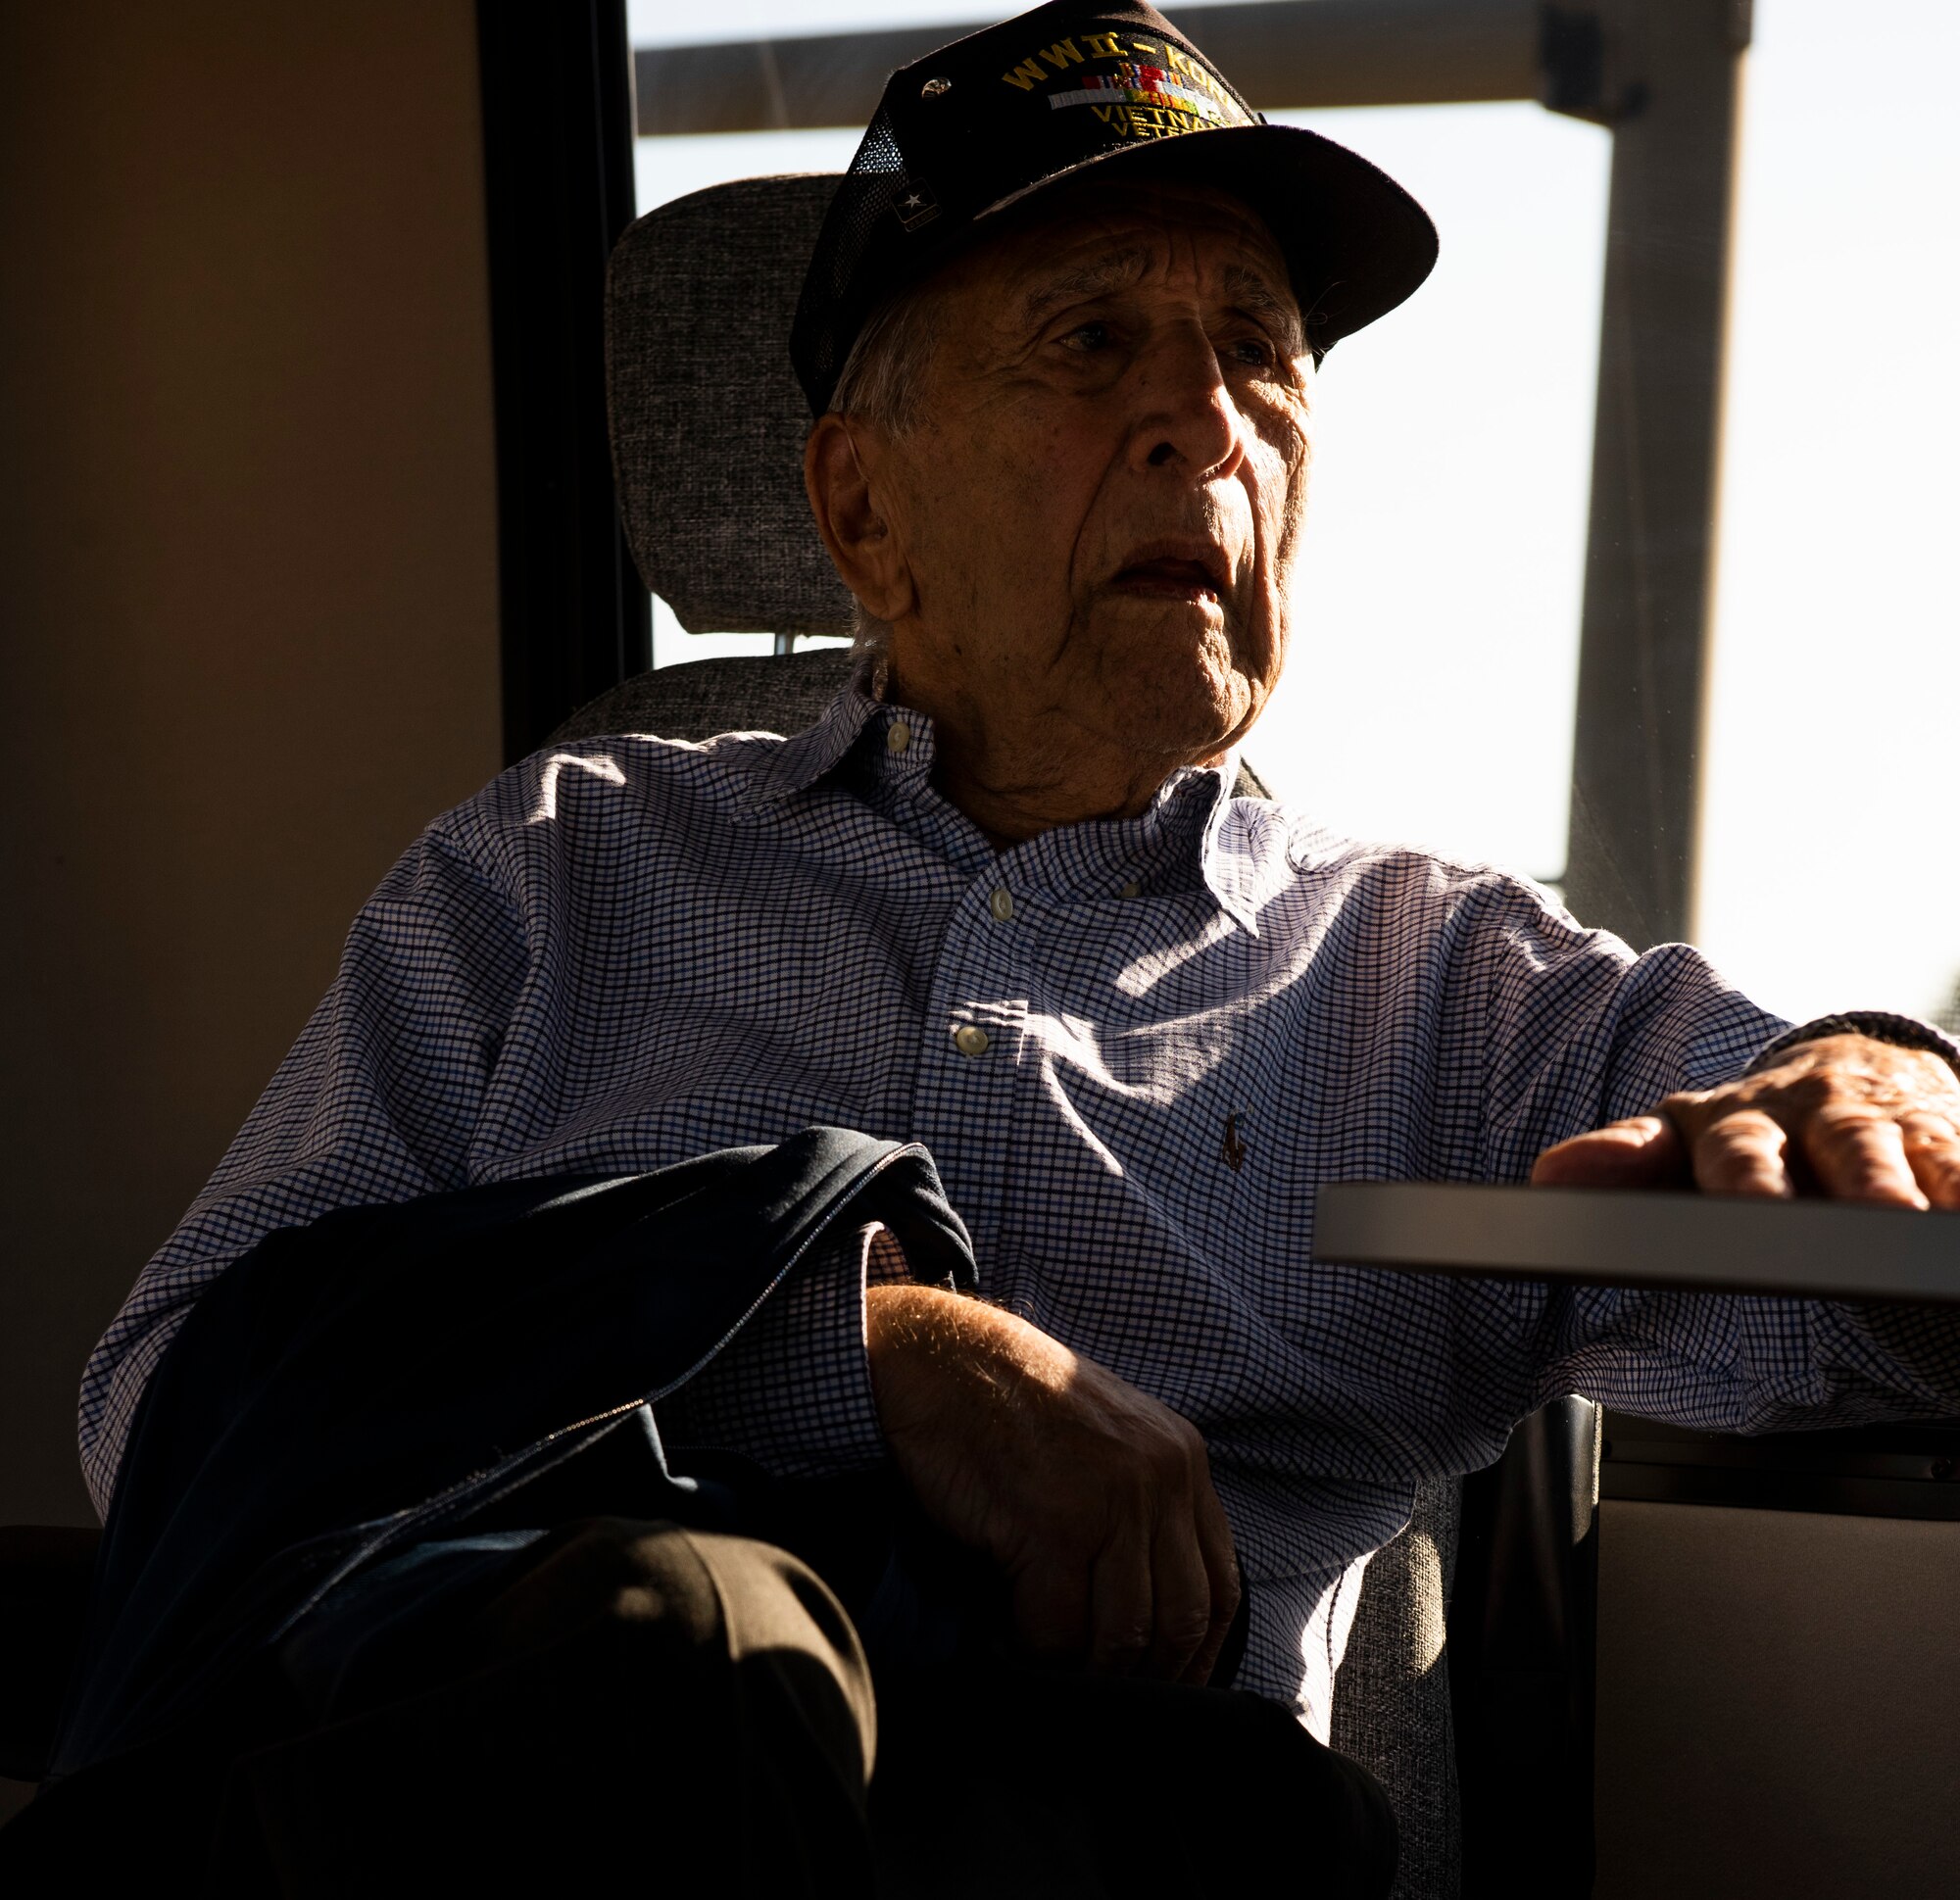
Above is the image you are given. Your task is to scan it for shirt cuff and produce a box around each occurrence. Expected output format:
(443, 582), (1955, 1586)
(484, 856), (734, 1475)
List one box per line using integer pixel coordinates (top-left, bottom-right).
(655, 1220), (910, 1480)
(1748, 1010), (1960, 1080)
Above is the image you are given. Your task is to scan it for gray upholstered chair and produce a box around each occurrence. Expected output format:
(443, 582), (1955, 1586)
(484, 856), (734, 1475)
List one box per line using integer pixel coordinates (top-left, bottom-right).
(559, 173), (1476, 1900)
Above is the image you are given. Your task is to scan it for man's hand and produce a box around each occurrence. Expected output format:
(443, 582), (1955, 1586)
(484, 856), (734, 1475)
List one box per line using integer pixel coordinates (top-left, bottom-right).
(865, 1283), (1240, 1684)
(1532, 1034), (1960, 1208)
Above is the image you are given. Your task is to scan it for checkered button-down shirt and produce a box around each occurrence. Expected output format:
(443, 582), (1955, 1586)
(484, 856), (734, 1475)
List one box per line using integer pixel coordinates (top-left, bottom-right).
(80, 677), (1960, 1734)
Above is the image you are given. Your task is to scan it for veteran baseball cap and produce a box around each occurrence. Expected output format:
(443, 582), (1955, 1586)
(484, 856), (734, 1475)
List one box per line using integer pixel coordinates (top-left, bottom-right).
(789, 0), (1439, 414)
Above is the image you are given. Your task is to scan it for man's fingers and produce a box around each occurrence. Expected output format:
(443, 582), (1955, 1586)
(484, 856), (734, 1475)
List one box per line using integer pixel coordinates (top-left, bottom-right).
(1087, 1529), (1153, 1676)
(1690, 1108), (1795, 1197)
(1143, 1512), (1213, 1682)
(1532, 1115), (1685, 1189)
(1540, 1037), (1960, 1210)
(1801, 1107), (1930, 1208)
(1181, 1477), (1242, 1687)
(1902, 1114), (1960, 1210)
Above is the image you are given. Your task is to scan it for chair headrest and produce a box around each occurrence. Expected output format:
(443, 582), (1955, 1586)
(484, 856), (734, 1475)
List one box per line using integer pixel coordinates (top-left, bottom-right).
(607, 174), (855, 638)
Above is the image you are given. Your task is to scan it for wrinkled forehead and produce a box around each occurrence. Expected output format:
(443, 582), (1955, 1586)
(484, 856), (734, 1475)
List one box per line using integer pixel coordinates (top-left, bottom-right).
(937, 176), (1300, 331)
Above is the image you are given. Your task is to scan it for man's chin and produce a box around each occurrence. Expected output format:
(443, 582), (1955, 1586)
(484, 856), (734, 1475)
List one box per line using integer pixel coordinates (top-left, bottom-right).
(1102, 679), (1254, 767)
(1088, 631), (1260, 759)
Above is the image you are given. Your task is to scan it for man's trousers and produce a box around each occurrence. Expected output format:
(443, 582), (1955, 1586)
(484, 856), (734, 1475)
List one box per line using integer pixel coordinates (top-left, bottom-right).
(8, 1517), (1397, 1895)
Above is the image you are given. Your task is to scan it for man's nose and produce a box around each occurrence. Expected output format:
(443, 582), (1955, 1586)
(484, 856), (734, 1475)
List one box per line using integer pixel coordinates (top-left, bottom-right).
(1128, 324), (1246, 480)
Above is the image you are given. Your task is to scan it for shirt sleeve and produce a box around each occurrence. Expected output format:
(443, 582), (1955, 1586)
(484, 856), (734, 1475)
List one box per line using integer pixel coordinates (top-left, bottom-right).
(1491, 1280), (1960, 1433)
(1424, 872), (1960, 1437)
(77, 820), (528, 1517)
(656, 1222), (911, 1479)
(1454, 885), (1786, 1182)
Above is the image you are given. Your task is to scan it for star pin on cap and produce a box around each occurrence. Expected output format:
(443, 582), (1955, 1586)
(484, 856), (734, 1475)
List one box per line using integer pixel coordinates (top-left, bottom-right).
(790, 0), (1440, 414)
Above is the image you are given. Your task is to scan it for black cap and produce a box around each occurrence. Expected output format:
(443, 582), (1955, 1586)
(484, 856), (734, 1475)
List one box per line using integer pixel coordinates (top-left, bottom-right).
(789, 0), (1439, 415)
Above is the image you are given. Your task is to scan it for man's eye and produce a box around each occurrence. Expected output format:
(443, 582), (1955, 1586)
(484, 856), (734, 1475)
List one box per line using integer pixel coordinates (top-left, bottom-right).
(1227, 336), (1275, 368)
(1060, 320), (1113, 353)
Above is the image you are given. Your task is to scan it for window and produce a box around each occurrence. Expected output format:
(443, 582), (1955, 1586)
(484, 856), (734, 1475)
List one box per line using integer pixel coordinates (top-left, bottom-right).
(1695, 0), (1960, 1026)
(629, 0), (1960, 1026)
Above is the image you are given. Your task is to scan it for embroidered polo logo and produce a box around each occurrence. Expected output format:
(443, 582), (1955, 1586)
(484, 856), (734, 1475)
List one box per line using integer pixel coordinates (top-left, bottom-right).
(1222, 1113), (1250, 1173)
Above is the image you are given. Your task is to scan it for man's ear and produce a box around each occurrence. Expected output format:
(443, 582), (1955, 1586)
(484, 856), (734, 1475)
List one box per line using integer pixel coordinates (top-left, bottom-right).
(804, 414), (916, 624)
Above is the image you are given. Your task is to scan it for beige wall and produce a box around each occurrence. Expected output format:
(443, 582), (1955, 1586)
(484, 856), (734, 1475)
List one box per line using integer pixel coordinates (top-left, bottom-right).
(0, 3), (503, 1529)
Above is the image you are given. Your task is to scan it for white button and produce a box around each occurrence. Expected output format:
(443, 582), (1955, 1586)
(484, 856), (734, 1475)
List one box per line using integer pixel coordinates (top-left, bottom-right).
(989, 888), (1014, 922)
(886, 721), (911, 755)
(1120, 880), (1142, 899)
(953, 1024), (991, 1057)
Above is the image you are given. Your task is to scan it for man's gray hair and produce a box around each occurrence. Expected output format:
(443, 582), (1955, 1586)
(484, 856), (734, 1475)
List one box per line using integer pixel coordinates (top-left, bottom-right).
(824, 278), (941, 660)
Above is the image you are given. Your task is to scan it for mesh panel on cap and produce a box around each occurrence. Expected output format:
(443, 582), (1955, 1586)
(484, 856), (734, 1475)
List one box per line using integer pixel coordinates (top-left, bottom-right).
(790, 109), (909, 414)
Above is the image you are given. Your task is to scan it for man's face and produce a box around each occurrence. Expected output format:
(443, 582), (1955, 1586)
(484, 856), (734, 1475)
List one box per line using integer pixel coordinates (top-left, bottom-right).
(870, 178), (1312, 770)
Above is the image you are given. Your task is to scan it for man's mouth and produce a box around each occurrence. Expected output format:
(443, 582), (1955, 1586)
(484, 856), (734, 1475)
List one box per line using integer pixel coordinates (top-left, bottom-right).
(1109, 545), (1230, 604)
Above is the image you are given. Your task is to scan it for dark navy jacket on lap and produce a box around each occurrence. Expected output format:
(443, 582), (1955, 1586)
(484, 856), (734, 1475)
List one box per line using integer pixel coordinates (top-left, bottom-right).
(54, 1127), (971, 1779)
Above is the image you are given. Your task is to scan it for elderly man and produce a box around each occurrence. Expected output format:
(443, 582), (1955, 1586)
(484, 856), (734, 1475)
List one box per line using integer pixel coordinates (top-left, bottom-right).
(23, 2), (1960, 1894)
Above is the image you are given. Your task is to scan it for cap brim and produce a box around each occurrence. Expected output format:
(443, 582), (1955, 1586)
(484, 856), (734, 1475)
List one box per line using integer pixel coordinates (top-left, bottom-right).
(975, 122), (1439, 354)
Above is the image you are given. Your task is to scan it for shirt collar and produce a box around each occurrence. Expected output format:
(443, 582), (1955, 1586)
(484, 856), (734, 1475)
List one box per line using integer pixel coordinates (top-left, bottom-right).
(744, 658), (1263, 933)
(742, 656), (888, 809)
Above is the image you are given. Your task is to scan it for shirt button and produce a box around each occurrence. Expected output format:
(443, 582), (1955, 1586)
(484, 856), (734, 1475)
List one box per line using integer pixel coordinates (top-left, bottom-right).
(886, 721), (912, 755)
(953, 1024), (991, 1058)
(1120, 880), (1142, 899)
(989, 888), (1014, 922)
